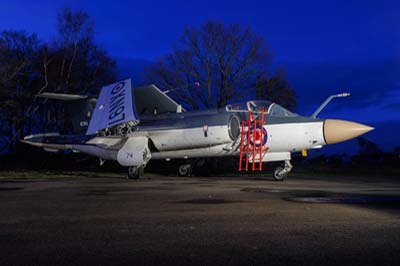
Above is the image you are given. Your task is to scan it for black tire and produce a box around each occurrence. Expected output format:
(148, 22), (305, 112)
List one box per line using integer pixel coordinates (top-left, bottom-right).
(273, 166), (286, 181)
(178, 164), (192, 177)
(127, 166), (140, 179)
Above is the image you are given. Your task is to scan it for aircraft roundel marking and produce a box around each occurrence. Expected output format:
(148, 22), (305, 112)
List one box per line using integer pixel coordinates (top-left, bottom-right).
(111, 81), (125, 94)
(248, 125), (268, 148)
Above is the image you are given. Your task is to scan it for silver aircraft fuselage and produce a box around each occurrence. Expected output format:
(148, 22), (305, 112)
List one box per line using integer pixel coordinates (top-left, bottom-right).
(22, 80), (374, 179)
(24, 105), (373, 164)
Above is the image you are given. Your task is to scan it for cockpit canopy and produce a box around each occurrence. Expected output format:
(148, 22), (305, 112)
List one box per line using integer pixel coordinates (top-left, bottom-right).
(226, 100), (297, 117)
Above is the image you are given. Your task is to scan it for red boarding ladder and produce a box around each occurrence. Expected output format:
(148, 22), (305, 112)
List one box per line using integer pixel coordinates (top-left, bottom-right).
(238, 111), (269, 172)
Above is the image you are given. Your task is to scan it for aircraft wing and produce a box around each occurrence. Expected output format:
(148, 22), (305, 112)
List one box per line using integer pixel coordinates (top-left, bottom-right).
(133, 84), (184, 115)
(87, 79), (139, 135)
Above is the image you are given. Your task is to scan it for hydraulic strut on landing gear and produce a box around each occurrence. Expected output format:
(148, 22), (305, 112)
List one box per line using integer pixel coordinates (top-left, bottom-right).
(273, 160), (292, 181)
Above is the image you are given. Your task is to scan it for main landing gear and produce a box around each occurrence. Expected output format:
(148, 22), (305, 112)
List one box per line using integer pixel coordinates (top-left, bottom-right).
(127, 165), (145, 179)
(273, 160), (292, 181)
(178, 164), (192, 177)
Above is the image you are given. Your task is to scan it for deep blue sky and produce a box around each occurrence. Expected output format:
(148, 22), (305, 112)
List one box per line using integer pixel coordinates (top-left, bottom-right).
(1, 0), (399, 151)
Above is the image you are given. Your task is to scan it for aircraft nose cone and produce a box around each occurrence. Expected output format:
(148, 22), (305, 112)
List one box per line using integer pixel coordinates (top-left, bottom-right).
(324, 119), (374, 144)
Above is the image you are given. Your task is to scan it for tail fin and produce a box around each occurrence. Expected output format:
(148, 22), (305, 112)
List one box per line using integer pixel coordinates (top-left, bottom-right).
(38, 79), (139, 135)
(86, 79), (139, 135)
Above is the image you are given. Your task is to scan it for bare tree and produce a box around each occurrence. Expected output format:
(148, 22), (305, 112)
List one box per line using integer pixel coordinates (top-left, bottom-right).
(255, 69), (296, 109)
(0, 8), (117, 156)
(0, 30), (42, 154)
(46, 8), (116, 96)
(147, 21), (272, 110)
(38, 8), (116, 133)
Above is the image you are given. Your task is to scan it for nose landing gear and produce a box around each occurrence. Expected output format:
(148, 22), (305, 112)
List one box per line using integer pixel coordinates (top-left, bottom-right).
(273, 160), (292, 181)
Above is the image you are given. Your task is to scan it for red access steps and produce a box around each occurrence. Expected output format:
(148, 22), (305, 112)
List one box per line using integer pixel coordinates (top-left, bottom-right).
(238, 111), (269, 172)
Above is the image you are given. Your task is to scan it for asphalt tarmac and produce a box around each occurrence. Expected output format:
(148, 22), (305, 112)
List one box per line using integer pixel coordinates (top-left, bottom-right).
(1, 173), (400, 266)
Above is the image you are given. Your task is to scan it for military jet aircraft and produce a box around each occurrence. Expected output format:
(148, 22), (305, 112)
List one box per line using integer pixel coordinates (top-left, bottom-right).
(22, 79), (374, 180)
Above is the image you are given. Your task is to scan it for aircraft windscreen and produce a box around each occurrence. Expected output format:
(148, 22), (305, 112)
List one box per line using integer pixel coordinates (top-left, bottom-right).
(247, 101), (273, 112)
(269, 104), (297, 117)
(226, 100), (297, 116)
(226, 101), (273, 112)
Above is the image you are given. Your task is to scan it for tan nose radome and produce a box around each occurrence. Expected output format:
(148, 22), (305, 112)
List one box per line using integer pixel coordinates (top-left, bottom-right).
(324, 119), (374, 144)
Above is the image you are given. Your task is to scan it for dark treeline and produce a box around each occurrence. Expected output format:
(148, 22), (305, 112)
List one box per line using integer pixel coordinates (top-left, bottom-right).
(0, 10), (297, 164)
(2, 9), (392, 175)
(0, 9), (116, 156)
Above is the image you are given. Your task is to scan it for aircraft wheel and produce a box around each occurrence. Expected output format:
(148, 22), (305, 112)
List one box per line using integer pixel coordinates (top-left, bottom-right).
(273, 166), (287, 181)
(127, 166), (140, 179)
(178, 164), (192, 177)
